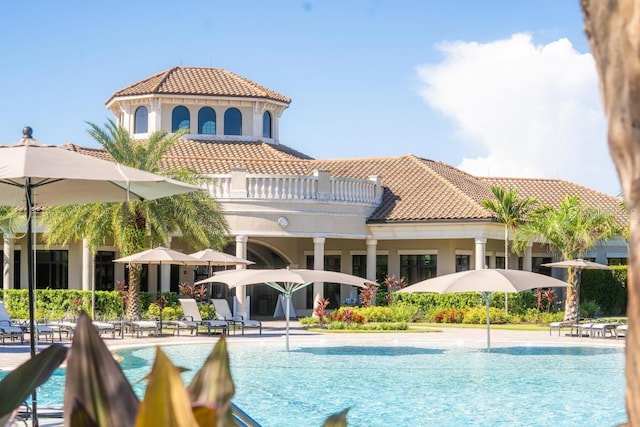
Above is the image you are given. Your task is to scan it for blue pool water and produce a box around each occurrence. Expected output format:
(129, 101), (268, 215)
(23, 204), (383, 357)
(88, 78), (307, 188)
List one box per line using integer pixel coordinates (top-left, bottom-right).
(15, 342), (627, 426)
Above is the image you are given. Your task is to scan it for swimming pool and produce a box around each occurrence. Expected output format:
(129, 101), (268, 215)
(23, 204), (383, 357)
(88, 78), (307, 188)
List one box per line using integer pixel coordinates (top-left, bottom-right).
(28, 341), (626, 426)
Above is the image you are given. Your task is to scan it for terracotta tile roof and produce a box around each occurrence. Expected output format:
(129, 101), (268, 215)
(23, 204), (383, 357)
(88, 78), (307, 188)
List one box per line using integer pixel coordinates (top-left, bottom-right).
(106, 67), (291, 105)
(63, 140), (626, 224)
(481, 177), (626, 223)
(310, 155), (494, 222)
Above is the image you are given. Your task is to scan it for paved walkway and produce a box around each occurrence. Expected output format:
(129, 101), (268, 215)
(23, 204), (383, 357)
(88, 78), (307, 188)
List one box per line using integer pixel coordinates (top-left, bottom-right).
(0, 320), (627, 426)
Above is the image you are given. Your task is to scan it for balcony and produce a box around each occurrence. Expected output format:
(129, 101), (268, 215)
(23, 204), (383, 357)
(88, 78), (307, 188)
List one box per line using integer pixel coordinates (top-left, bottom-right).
(205, 168), (382, 206)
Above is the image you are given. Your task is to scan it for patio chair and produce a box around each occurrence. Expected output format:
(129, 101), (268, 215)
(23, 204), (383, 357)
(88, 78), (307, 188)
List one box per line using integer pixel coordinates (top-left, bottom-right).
(211, 298), (262, 335)
(590, 319), (619, 339)
(571, 318), (597, 337)
(549, 320), (573, 336)
(178, 299), (228, 335)
(616, 323), (628, 339)
(0, 301), (24, 344)
(126, 318), (160, 338)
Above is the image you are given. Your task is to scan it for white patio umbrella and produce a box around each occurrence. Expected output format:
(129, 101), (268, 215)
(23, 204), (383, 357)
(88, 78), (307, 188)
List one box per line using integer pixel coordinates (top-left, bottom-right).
(114, 247), (208, 333)
(542, 259), (611, 320)
(397, 269), (568, 350)
(196, 268), (373, 350)
(0, 127), (201, 421)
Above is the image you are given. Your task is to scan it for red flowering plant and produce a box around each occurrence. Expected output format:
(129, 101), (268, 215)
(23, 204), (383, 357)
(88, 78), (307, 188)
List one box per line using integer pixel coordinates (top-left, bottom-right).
(314, 298), (330, 325)
(115, 281), (129, 319)
(330, 308), (366, 325)
(178, 282), (195, 298)
(359, 283), (377, 307)
(194, 284), (208, 303)
(384, 274), (407, 305)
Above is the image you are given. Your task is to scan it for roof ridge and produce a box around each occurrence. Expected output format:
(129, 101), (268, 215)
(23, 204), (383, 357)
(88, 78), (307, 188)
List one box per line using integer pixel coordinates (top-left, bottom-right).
(408, 155), (492, 217)
(153, 67), (178, 93)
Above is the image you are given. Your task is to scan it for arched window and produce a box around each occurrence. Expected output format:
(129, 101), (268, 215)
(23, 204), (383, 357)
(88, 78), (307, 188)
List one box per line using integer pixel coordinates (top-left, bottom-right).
(262, 111), (272, 138)
(134, 106), (148, 134)
(198, 107), (216, 134)
(172, 106), (190, 132)
(224, 108), (242, 136)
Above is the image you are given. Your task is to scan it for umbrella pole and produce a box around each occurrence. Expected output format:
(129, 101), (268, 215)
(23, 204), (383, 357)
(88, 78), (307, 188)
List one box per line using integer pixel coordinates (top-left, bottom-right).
(285, 291), (291, 352)
(26, 180), (39, 425)
(483, 292), (491, 351)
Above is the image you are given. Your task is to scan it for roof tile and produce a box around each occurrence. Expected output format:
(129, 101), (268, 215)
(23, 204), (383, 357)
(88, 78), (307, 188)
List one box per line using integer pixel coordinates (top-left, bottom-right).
(107, 67), (291, 104)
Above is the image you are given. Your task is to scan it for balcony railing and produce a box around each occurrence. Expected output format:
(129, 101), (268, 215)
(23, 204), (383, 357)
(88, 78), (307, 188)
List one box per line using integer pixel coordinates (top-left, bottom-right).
(206, 169), (382, 205)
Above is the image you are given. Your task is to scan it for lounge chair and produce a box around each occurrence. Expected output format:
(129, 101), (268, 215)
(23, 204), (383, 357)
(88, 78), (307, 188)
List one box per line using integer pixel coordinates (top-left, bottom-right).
(126, 318), (160, 338)
(0, 301), (25, 344)
(211, 299), (262, 335)
(590, 319), (619, 339)
(177, 299), (228, 335)
(616, 323), (628, 339)
(549, 321), (573, 336)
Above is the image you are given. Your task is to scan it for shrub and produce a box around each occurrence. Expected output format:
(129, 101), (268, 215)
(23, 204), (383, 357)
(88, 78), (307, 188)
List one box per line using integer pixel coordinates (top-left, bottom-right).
(391, 303), (420, 322)
(299, 316), (321, 326)
(579, 300), (599, 318)
(314, 298), (330, 324)
(581, 267), (627, 315)
(197, 303), (216, 320)
(462, 307), (508, 324)
(432, 308), (467, 324)
(354, 306), (394, 322)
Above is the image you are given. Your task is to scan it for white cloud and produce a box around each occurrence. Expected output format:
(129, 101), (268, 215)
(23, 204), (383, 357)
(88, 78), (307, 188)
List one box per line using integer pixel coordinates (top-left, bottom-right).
(417, 33), (619, 196)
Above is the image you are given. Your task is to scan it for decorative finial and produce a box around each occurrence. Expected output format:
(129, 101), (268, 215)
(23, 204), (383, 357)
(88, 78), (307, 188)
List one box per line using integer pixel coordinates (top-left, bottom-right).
(23, 126), (33, 139)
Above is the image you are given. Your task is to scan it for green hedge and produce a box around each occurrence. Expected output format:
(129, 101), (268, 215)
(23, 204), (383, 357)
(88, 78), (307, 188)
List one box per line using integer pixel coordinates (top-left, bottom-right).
(1, 289), (181, 320)
(580, 267), (627, 315)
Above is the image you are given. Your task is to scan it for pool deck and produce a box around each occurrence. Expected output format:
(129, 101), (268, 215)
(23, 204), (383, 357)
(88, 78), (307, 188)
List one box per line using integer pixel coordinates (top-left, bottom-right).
(0, 320), (627, 426)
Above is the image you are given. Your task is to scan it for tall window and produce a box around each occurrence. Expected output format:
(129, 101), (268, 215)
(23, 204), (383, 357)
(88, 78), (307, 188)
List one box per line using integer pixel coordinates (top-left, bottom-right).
(36, 250), (68, 289)
(306, 255), (342, 309)
(13, 250), (20, 289)
(352, 255), (366, 278)
(262, 111), (272, 138)
(224, 108), (242, 135)
(198, 107), (216, 134)
(376, 255), (388, 284)
(496, 256), (505, 269)
(134, 106), (148, 134)
(455, 255), (470, 272)
(172, 106), (190, 132)
(532, 257), (552, 275)
(94, 251), (115, 291)
(400, 254), (437, 284)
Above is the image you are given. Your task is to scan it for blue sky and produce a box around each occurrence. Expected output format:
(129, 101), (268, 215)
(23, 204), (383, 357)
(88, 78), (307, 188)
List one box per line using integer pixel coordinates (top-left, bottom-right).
(0, 1), (619, 195)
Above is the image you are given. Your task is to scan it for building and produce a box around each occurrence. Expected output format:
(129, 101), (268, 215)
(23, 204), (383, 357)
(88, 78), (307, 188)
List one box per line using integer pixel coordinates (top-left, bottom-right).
(1, 67), (627, 317)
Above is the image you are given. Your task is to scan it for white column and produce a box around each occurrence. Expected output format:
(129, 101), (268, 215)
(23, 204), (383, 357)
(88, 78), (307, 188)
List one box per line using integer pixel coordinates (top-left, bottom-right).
(235, 235), (248, 312)
(366, 238), (377, 281)
(474, 238), (487, 270)
(313, 237), (326, 309)
(82, 239), (92, 291)
(523, 243), (533, 271)
(160, 264), (171, 292)
(3, 236), (13, 290)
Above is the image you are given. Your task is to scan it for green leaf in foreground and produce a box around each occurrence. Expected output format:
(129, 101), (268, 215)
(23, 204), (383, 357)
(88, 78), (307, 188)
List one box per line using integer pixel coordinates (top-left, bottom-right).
(0, 344), (68, 426)
(323, 408), (349, 427)
(187, 336), (235, 427)
(64, 311), (139, 426)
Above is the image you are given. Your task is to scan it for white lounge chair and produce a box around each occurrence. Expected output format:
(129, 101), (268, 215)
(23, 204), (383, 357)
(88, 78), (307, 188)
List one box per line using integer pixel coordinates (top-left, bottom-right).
(211, 299), (262, 335)
(616, 323), (628, 339)
(178, 299), (228, 335)
(590, 319), (618, 339)
(0, 301), (24, 344)
(549, 321), (573, 336)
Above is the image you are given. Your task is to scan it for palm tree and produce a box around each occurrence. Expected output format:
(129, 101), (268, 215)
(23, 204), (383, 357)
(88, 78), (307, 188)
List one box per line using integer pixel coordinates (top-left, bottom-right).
(0, 207), (24, 235)
(42, 120), (229, 318)
(513, 195), (620, 321)
(482, 186), (539, 313)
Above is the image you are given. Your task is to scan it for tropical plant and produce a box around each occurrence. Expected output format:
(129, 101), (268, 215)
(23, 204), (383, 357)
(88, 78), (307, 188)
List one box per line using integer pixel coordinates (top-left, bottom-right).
(358, 283), (377, 307)
(314, 298), (330, 325)
(0, 206), (24, 236)
(482, 186), (539, 313)
(513, 195), (620, 320)
(0, 312), (348, 426)
(41, 120), (229, 318)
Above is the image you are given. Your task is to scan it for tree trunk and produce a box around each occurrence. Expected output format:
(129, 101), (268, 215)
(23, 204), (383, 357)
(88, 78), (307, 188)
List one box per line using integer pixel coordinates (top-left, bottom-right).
(564, 269), (579, 322)
(125, 264), (142, 320)
(581, 1), (640, 424)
